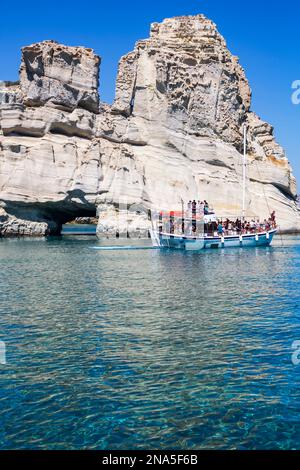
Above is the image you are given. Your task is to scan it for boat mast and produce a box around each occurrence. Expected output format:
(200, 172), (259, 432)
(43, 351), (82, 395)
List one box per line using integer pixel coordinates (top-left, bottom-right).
(242, 123), (247, 220)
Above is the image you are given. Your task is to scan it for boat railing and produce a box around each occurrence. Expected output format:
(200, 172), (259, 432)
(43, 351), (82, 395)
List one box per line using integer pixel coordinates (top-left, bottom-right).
(151, 210), (276, 237)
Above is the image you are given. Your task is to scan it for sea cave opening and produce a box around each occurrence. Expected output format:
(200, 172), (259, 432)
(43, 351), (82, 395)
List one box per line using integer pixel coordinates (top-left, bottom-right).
(57, 206), (98, 236)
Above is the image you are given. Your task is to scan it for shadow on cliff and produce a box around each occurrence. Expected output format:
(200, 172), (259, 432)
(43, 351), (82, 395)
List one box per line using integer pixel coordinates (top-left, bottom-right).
(4, 189), (97, 235)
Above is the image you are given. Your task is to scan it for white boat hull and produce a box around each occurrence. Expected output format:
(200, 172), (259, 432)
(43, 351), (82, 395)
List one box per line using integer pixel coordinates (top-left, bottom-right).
(150, 229), (277, 251)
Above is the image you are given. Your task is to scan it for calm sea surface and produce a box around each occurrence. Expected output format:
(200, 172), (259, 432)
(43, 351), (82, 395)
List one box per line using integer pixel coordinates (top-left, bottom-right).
(0, 235), (300, 449)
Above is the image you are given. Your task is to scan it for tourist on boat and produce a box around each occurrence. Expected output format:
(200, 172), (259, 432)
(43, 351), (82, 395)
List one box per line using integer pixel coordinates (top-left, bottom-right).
(204, 200), (209, 215)
(217, 223), (224, 236)
(192, 200), (197, 214)
(170, 220), (175, 234)
(270, 211), (276, 227)
(198, 201), (203, 216)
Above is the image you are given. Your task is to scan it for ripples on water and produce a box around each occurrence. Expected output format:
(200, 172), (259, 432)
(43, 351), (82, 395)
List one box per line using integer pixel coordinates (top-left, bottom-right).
(0, 235), (300, 449)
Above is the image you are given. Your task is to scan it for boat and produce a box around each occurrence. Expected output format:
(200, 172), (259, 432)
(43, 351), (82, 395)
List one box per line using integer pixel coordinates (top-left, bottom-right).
(150, 226), (277, 251)
(150, 124), (277, 251)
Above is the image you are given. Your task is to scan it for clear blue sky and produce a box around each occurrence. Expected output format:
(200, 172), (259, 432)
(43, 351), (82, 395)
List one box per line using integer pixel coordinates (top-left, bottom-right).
(1, 0), (299, 187)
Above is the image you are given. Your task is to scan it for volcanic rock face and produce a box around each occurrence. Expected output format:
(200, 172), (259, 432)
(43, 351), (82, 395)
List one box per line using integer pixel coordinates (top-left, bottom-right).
(113, 16), (252, 149)
(20, 40), (100, 113)
(0, 15), (299, 236)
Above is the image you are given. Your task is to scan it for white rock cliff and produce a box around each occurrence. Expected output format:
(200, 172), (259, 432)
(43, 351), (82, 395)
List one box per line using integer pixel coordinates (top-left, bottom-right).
(0, 15), (299, 236)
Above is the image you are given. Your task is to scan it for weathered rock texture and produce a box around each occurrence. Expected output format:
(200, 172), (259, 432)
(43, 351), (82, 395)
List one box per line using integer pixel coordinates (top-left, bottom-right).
(0, 15), (299, 236)
(20, 41), (100, 113)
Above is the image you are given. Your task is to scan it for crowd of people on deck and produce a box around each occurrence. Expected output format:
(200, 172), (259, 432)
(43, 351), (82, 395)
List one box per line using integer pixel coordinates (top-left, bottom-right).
(184, 201), (277, 236)
(187, 200), (211, 216)
(160, 201), (277, 236)
(216, 211), (277, 236)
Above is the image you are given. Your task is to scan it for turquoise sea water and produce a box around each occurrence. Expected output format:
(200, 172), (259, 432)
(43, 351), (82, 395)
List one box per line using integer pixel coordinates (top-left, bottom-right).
(61, 224), (97, 235)
(0, 235), (300, 450)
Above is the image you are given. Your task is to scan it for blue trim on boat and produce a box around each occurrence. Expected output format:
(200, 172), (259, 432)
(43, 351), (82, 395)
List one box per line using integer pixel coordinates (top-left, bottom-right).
(151, 229), (277, 251)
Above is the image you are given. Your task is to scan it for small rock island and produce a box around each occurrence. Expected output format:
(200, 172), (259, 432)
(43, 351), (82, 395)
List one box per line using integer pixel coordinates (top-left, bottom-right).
(0, 15), (299, 236)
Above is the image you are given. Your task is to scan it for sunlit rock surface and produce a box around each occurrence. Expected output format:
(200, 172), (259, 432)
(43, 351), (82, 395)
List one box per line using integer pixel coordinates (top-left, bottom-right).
(20, 40), (100, 113)
(0, 15), (299, 236)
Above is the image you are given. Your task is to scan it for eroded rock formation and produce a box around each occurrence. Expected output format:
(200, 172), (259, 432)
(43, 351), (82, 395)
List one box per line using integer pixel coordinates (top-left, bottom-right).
(0, 15), (299, 236)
